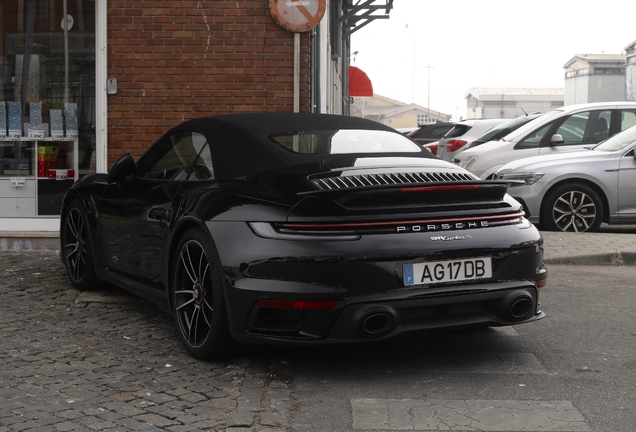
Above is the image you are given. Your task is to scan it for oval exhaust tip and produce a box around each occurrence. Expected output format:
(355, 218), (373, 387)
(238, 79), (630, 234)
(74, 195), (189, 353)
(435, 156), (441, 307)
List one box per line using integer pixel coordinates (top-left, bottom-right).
(361, 312), (394, 336)
(509, 296), (533, 320)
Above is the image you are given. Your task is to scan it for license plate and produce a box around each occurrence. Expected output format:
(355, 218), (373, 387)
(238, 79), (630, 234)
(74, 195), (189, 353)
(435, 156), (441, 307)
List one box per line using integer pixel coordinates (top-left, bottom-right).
(403, 257), (492, 286)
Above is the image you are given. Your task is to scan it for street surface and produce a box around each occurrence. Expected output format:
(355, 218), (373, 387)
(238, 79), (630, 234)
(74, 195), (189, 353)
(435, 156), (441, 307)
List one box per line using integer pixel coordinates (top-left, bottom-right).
(1, 252), (635, 431)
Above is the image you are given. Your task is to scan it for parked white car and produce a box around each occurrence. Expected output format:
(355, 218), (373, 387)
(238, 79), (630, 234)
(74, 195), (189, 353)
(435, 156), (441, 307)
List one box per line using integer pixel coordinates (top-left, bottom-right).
(494, 124), (636, 232)
(436, 118), (507, 162)
(453, 102), (636, 179)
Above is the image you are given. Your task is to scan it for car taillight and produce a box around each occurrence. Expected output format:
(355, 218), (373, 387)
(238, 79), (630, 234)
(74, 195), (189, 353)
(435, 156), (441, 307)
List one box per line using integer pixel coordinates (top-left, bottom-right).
(445, 139), (468, 152)
(424, 143), (438, 155)
(255, 300), (337, 309)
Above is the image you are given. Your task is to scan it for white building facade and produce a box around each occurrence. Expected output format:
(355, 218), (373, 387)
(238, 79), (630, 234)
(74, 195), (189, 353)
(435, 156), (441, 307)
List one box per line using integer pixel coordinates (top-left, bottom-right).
(564, 54), (626, 106)
(465, 88), (564, 119)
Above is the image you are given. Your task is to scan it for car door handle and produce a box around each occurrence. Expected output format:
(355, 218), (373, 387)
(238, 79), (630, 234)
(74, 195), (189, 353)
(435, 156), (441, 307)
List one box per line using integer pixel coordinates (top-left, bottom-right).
(148, 208), (166, 220)
(148, 208), (172, 227)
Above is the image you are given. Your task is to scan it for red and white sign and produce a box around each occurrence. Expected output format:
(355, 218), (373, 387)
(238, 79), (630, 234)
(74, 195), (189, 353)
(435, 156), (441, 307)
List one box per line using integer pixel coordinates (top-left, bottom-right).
(269, 0), (326, 33)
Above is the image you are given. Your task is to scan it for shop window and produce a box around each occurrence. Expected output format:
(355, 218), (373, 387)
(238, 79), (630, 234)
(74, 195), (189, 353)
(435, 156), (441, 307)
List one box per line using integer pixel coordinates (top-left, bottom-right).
(1, 1), (96, 217)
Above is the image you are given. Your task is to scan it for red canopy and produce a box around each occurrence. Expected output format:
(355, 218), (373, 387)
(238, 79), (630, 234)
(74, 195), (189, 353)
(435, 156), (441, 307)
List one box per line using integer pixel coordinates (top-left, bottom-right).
(348, 66), (373, 97)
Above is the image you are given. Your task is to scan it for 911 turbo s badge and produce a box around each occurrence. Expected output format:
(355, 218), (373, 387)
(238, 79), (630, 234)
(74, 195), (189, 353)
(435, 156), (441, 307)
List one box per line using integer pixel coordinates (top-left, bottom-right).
(396, 221), (488, 233)
(430, 234), (472, 241)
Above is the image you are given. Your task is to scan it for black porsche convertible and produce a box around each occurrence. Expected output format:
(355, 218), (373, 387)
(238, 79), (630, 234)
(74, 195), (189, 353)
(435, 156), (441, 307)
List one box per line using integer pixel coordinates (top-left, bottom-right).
(60, 113), (547, 359)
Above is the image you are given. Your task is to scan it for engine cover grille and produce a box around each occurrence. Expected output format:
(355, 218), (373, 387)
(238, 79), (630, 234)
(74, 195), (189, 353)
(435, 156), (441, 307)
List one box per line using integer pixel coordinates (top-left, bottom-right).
(311, 171), (477, 191)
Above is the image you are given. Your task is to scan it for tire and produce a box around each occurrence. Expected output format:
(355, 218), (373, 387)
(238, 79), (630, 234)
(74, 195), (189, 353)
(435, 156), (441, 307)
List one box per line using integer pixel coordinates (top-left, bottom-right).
(541, 183), (603, 232)
(171, 227), (233, 360)
(61, 200), (100, 290)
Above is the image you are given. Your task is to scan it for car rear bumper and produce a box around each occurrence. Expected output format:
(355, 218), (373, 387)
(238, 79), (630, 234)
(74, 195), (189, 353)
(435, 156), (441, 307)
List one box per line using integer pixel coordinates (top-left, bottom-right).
(230, 281), (544, 344)
(207, 220), (547, 345)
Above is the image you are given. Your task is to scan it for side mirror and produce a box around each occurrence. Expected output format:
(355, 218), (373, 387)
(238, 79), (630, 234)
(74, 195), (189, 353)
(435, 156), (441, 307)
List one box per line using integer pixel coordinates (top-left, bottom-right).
(107, 153), (135, 184)
(549, 134), (564, 146)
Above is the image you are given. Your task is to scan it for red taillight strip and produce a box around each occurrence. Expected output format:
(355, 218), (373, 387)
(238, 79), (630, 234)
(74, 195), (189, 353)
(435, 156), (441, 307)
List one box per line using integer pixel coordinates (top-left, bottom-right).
(280, 211), (525, 230)
(256, 300), (338, 309)
(401, 185), (481, 192)
(537, 279), (547, 288)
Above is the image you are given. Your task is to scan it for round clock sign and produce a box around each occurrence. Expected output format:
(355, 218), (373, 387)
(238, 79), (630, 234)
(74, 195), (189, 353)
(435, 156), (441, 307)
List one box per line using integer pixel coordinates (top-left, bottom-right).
(269, 0), (327, 33)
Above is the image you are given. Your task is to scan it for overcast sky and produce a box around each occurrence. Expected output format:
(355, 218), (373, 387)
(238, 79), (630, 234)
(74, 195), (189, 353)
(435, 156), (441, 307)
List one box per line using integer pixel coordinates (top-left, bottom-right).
(350, 0), (636, 120)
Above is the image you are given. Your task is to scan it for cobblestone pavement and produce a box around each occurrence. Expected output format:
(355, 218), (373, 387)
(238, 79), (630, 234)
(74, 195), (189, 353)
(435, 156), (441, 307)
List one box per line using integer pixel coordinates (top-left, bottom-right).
(0, 252), (291, 432)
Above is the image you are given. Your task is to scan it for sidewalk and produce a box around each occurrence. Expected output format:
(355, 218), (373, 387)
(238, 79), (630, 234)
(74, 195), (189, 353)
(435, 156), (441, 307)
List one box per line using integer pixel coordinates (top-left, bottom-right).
(2, 229), (636, 265)
(542, 230), (636, 265)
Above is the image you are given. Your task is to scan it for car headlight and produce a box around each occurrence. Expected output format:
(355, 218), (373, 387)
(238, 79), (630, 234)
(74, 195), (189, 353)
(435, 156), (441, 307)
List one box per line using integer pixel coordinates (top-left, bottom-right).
(459, 155), (478, 170)
(496, 172), (544, 185)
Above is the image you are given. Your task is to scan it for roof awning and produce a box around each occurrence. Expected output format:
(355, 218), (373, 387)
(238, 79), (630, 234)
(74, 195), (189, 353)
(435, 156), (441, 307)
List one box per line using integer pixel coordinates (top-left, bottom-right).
(349, 66), (374, 97)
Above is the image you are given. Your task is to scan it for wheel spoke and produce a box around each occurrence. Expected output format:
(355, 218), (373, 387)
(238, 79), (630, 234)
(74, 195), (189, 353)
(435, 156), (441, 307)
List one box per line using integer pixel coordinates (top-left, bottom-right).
(67, 212), (79, 239)
(201, 300), (213, 327)
(185, 305), (203, 345)
(180, 245), (197, 284)
(175, 296), (196, 311)
(198, 251), (205, 281)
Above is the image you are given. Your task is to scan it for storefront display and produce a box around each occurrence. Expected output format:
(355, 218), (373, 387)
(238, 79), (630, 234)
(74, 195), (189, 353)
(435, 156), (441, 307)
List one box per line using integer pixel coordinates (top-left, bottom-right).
(1, 1), (95, 222)
(0, 102), (78, 216)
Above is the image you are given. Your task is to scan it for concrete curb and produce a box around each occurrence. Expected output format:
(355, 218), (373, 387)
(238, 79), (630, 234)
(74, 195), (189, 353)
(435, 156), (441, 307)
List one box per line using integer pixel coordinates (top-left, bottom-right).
(0, 231), (60, 252)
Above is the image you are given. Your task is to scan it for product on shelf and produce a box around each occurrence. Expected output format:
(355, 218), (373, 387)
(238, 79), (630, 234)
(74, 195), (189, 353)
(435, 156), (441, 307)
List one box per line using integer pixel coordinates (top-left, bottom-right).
(8, 102), (21, 138)
(50, 109), (64, 139)
(37, 144), (58, 177)
(64, 103), (78, 139)
(0, 102), (6, 138)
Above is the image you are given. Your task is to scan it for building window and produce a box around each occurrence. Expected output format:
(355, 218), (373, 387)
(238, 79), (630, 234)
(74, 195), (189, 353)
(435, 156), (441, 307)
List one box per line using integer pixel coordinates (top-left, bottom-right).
(417, 114), (428, 125)
(594, 68), (624, 74)
(484, 101), (515, 108)
(37, 0), (49, 30)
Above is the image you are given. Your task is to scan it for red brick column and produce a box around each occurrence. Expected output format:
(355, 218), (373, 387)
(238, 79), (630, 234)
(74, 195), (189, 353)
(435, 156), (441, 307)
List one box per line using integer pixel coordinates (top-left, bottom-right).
(106, 1), (311, 164)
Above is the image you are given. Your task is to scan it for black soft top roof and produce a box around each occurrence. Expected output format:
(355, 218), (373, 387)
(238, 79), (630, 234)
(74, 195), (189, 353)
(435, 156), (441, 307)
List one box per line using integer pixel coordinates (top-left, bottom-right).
(168, 113), (431, 179)
(177, 113), (394, 135)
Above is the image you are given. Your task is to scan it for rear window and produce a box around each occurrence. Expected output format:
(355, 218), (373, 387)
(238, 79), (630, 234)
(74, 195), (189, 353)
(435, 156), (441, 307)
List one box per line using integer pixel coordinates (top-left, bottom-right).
(443, 125), (471, 139)
(269, 129), (422, 154)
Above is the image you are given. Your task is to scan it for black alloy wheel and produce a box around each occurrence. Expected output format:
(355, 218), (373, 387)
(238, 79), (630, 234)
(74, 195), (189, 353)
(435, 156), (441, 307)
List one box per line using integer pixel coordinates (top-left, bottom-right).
(542, 183), (603, 232)
(172, 228), (232, 359)
(62, 200), (99, 290)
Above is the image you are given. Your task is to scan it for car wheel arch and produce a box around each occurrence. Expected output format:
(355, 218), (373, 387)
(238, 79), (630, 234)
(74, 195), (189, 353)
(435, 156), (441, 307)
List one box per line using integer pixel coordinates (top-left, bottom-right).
(540, 179), (610, 227)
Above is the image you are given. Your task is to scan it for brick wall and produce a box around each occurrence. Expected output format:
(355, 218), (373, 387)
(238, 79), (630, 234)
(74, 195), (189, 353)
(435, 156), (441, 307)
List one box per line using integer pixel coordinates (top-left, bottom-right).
(107, 1), (312, 164)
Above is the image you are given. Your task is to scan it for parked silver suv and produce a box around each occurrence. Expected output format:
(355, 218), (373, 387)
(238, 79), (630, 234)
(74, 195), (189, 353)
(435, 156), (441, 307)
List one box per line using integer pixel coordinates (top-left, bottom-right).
(453, 102), (636, 179)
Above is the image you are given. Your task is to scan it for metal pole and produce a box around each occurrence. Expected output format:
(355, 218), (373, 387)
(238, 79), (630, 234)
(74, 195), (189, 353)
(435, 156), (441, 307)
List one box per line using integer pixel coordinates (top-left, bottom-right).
(294, 32), (300, 113)
(427, 64), (431, 115)
(95, 0), (108, 173)
(63, 0), (69, 104)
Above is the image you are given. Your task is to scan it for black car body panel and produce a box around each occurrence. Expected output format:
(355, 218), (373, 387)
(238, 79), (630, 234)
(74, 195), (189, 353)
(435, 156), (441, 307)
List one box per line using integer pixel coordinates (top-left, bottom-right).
(60, 113), (546, 357)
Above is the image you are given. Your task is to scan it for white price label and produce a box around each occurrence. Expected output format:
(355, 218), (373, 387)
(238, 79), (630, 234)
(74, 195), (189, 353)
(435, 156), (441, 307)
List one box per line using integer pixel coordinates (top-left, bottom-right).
(66, 130), (78, 139)
(28, 129), (45, 139)
(56, 170), (68, 180)
(51, 130), (64, 139)
(10, 178), (26, 187)
(8, 130), (22, 138)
